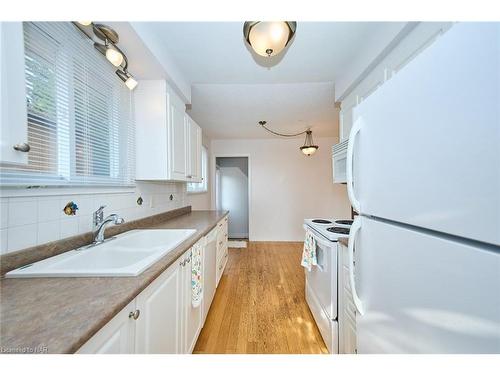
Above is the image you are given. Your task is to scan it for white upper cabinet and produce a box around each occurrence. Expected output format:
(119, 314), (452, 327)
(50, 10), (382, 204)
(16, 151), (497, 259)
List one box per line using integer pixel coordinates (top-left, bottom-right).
(0, 22), (29, 165)
(135, 80), (189, 181)
(185, 114), (202, 183)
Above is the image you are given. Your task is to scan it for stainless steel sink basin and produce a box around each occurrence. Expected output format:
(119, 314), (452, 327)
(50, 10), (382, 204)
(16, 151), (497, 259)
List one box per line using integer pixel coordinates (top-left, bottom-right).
(5, 229), (196, 278)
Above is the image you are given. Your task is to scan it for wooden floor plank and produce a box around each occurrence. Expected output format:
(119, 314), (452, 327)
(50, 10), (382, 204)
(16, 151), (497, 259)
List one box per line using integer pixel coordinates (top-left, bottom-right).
(193, 241), (329, 354)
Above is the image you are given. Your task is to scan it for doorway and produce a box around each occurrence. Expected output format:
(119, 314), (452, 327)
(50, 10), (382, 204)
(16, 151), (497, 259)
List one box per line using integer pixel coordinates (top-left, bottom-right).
(215, 156), (249, 240)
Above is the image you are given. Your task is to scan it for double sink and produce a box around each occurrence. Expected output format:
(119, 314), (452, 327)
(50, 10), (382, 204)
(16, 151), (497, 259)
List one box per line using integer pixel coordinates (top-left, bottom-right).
(6, 229), (196, 278)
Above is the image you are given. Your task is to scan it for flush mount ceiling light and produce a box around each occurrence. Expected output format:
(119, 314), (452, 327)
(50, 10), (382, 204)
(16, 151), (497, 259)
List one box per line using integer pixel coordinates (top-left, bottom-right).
(73, 22), (138, 90)
(243, 21), (297, 57)
(258, 121), (319, 156)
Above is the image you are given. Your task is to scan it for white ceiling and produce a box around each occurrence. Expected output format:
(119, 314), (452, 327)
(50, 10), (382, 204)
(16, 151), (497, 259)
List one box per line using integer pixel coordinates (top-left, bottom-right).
(189, 83), (338, 139)
(130, 22), (406, 139)
(143, 22), (399, 84)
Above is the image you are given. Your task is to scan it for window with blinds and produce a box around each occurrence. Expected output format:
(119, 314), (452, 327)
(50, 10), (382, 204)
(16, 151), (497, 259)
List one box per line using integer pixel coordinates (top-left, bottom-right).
(0, 22), (135, 187)
(187, 146), (208, 193)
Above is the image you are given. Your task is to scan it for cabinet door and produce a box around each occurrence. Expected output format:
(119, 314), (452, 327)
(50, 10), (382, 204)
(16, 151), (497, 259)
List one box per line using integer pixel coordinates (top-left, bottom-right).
(167, 88), (187, 180)
(182, 248), (203, 353)
(338, 241), (357, 354)
(203, 229), (218, 322)
(0, 22), (29, 165)
(77, 301), (136, 354)
(135, 261), (182, 354)
(185, 115), (202, 182)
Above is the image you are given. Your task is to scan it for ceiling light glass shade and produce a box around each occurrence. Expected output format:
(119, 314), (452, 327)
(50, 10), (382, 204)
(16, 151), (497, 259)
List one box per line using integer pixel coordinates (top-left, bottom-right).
(116, 69), (138, 91)
(125, 76), (138, 90)
(300, 146), (319, 156)
(300, 130), (319, 156)
(244, 21), (296, 57)
(77, 21), (92, 26)
(106, 46), (124, 67)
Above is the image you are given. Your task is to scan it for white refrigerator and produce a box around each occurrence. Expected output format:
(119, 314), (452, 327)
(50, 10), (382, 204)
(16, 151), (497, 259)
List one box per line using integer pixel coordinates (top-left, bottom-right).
(346, 22), (500, 353)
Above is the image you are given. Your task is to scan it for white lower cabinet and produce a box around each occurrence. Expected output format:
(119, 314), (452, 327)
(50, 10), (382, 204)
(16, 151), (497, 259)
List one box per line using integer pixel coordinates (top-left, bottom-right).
(203, 228), (218, 321)
(215, 217), (229, 287)
(135, 260), (182, 354)
(181, 249), (203, 353)
(76, 301), (136, 354)
(338, 240), (357, 354)
(77, 219), (228, 354)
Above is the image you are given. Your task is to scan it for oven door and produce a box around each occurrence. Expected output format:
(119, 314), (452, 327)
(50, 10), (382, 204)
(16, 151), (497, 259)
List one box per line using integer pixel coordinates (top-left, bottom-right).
(305, 228), (338, 320)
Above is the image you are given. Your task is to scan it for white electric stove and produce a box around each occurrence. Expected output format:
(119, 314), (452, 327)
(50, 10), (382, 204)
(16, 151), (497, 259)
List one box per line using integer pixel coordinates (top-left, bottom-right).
(302, 217), (352, 354)
(304, 218), (352, 242)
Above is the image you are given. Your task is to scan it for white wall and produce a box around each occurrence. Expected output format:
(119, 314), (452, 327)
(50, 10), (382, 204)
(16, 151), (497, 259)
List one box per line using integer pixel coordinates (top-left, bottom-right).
(211, 137), (351, 241)
(0, 182), (187, 255)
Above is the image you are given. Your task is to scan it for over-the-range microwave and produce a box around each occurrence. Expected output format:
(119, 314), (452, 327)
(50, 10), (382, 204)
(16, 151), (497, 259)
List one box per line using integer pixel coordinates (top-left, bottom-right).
(332, 139), (348, 184)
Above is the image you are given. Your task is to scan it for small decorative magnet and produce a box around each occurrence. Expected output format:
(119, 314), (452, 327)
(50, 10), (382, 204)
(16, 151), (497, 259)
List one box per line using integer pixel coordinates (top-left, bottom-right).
(63, 201), (78, 216)
(137, 196), (143, 206)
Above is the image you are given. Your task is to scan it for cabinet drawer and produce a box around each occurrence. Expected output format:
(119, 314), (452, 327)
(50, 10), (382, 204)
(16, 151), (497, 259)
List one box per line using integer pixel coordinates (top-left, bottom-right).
(216, 249), (229, 287)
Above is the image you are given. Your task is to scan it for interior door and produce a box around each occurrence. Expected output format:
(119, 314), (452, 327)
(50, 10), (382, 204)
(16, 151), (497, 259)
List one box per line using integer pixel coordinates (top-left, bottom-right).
(350, 23), (500, 246)
(353, 216), (500, 353)
(135, 261), (182, 354)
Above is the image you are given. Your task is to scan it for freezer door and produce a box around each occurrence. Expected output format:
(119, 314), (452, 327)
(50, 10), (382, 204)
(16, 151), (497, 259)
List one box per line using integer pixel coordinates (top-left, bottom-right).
(349, 23), (500, 245)
(353, 216), (500, 353)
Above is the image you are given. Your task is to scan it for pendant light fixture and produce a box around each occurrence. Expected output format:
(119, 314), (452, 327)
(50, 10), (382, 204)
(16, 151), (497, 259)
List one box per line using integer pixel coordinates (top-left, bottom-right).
(243, 21), (297, 57)
(258, 121), (319, 156)
(300, 131), (319, 156)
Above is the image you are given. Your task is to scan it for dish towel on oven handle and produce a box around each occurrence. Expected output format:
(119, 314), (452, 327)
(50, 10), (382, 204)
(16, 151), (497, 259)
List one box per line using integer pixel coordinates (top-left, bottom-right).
(191, 242), (203, 308)
(301, 229), (318, 272)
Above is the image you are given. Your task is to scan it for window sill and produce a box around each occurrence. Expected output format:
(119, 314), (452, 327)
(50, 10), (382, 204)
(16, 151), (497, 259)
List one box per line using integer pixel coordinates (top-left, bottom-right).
(0, 185), (136, 198)
(187, 190), (208, 195)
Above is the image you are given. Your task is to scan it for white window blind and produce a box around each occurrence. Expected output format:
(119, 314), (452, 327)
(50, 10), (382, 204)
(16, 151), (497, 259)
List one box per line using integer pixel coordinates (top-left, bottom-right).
(0, 22), (135, 187)
(187, 146), (208, 193)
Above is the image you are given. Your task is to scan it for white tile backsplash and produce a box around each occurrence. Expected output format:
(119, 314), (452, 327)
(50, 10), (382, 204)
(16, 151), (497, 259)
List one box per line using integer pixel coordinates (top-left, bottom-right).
(0, 229), (8, 254)
(60, 216), (79, 238)
(37, 220), (61, 245)
(0, 182), (188, 254)
(8, 223), (38, 252)
(0, 198), (8, 229)
(37, 196), (63, 222)
(8, 198), (38, 227)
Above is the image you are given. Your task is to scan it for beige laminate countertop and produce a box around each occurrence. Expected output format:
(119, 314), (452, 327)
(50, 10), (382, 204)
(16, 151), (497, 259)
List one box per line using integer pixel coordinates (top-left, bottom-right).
(0, 210), (228, 354)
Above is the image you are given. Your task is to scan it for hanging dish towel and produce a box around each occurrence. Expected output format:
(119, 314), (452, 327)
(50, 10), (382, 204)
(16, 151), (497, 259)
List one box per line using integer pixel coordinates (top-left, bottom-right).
(301, 229), (318, 272)
(191, 242), (203, 308)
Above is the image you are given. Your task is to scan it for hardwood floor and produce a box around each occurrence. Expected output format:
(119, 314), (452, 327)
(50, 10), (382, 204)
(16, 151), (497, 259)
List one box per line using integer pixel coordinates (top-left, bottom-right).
(193, 242), (328, 354)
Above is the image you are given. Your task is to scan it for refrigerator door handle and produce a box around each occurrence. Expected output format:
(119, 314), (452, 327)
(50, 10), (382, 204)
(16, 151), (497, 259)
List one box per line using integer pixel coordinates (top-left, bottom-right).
(348, 217), (364, 315)
(346, 117), (362, 213)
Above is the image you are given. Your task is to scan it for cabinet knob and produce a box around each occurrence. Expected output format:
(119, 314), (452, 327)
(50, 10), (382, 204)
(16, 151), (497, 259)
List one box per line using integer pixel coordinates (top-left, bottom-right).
(129, 309), (140, 320)
(13, 143), (30, 152)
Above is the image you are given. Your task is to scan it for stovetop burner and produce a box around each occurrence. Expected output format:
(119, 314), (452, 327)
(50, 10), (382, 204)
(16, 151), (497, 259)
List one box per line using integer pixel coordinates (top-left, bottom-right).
(312, 219), (332, 224)
(326, 227), (350, 235)
(335, 219), (353, 226)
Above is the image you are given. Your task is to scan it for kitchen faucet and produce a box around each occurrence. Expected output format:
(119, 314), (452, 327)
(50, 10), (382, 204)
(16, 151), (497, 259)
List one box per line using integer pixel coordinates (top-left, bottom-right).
(92, 205), (125, 245)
